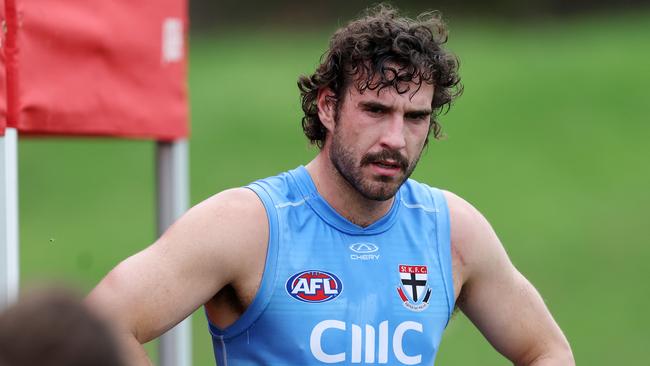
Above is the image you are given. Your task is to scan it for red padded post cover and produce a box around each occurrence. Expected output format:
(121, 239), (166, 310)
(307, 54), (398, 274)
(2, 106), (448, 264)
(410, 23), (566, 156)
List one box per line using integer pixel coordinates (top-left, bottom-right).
(0, 0), (188, 140)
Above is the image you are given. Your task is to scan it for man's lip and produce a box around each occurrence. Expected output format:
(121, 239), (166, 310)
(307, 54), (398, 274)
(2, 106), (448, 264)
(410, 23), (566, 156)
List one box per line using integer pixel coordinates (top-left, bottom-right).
(373, 160), (401, 168)
(369, 161), (402, 176)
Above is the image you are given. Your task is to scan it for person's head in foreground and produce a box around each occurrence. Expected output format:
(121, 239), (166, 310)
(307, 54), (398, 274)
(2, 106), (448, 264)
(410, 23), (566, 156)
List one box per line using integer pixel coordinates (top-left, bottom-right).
(0, 289), (124, 366)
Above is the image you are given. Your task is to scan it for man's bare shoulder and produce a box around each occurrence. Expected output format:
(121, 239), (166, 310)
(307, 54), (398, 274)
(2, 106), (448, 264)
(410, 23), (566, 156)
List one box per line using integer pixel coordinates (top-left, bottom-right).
(135, 186), (270, 292)
(188, 187), (270, 287)
(441, 189), (492, 246)
(440, 190), (507, 285)
(194, 187), (266, 224)
(167, 187), (268, 255)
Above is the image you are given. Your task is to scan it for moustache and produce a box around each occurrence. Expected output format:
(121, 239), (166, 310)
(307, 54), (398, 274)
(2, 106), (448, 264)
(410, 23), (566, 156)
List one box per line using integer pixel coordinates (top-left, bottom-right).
(361, 149), (409, 172)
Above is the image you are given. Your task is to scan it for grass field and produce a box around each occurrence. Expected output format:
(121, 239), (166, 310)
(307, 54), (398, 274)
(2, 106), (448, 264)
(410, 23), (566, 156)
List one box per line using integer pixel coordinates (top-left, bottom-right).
(17, 11), (650, 365)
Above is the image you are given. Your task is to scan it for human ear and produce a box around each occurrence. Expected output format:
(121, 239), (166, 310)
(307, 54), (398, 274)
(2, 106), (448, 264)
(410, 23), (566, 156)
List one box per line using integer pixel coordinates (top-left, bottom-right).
(317, 88), (337, 132)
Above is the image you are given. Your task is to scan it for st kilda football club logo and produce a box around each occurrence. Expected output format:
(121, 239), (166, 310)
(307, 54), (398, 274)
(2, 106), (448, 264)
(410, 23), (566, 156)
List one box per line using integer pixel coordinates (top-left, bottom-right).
(397, 264), (432, 312)
(286, 270), (343, 303)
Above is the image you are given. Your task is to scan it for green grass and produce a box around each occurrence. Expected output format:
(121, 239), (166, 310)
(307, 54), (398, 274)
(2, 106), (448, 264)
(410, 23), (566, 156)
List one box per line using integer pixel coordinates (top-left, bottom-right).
(17, 11), (650, 365)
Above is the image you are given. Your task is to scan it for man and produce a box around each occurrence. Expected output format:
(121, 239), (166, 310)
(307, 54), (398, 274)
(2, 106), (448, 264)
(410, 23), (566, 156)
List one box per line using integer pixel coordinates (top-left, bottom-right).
(88, 5), (574, 365)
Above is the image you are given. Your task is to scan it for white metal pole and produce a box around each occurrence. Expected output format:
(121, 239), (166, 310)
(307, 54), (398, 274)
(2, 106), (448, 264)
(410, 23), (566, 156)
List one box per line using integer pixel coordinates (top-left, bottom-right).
(0, 127), (19, 310)
(156, 139), (191, 366)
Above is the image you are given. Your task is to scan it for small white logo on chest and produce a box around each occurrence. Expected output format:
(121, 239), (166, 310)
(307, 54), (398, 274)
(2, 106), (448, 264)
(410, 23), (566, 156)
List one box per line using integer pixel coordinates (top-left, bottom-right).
(349, 243), (380, 261)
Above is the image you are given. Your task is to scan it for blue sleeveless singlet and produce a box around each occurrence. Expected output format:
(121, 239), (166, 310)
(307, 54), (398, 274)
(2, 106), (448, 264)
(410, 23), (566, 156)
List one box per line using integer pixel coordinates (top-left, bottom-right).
(208, 166), (454, 365)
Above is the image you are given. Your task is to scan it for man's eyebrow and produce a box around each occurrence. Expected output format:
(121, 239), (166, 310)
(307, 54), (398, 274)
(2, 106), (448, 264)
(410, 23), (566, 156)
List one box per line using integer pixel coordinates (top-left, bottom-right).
(358, 101), (389, 109)
(405, 108), (433, 117)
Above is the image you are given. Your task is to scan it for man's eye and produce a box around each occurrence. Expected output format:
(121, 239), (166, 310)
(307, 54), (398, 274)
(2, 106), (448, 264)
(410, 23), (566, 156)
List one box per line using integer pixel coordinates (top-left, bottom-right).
(367, 107), (384, 114)
(406, 114), (429, 122)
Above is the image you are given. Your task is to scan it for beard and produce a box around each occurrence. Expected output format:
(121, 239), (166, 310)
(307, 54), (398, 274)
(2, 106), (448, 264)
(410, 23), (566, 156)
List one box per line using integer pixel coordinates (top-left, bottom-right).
(329, 129), (422, 201)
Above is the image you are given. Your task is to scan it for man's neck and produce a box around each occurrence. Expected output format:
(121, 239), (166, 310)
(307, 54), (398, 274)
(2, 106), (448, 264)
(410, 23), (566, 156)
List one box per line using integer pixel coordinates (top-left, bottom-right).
(305, 153), (394, 228)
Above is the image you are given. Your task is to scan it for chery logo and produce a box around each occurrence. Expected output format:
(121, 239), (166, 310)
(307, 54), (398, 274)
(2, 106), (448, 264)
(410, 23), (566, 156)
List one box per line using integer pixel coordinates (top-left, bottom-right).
(349, 243), (380, 261)
(349, 243), (379, 253)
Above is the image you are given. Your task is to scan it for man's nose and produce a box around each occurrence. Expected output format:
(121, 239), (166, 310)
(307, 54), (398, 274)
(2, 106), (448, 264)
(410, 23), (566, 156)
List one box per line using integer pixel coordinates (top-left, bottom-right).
(379, 115), (407, 150)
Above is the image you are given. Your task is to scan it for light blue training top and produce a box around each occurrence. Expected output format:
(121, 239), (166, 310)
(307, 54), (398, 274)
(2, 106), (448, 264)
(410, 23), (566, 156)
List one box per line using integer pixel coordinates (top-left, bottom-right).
(208, 166), (454, 365)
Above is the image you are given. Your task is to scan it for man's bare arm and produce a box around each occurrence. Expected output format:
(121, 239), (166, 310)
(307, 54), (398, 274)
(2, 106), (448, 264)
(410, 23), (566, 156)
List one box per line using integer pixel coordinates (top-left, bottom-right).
(86, 188), (268, 365)
(445, 191), (574, 365)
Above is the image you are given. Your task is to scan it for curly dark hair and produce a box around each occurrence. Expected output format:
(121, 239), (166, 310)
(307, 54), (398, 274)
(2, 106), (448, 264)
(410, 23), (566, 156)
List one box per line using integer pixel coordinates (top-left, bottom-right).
(298, 4), (462, 148)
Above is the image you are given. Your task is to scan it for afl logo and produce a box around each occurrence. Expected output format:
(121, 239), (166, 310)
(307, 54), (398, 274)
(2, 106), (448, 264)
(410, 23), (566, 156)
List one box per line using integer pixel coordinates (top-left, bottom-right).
(286, 270), (343, 303)
(349, 242), (379, 254)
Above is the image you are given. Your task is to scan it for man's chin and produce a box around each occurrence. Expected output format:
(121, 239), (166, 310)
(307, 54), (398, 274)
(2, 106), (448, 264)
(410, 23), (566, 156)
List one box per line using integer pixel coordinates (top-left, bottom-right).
(358, 180), (402, 201)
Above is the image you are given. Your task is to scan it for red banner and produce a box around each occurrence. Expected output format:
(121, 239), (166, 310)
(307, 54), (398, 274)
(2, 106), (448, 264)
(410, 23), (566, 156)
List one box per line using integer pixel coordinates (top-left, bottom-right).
(0, 0), (188, 140)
